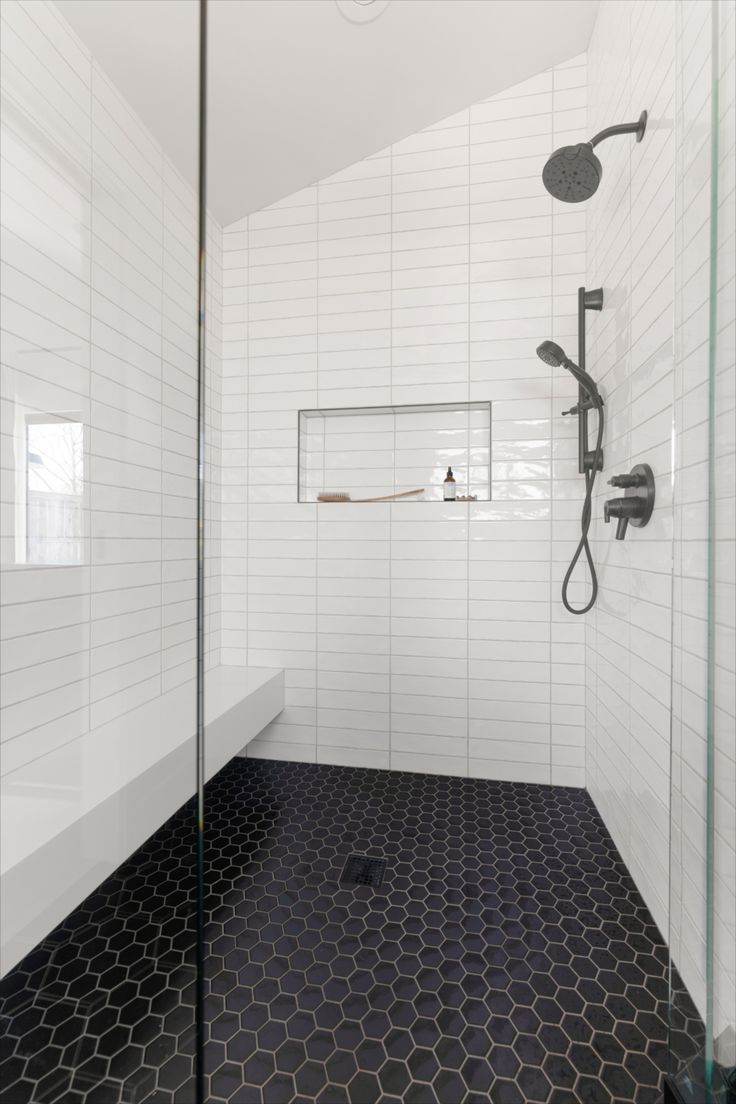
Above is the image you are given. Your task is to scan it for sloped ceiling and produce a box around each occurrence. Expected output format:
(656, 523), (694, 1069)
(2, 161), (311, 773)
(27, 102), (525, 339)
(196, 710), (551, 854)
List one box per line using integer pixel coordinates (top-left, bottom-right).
(56, 0), (598, 226)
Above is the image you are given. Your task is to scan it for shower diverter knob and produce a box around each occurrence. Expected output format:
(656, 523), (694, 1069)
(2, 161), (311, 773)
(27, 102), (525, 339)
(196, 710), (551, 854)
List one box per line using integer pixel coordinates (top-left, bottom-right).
(603, 463), (655, 540)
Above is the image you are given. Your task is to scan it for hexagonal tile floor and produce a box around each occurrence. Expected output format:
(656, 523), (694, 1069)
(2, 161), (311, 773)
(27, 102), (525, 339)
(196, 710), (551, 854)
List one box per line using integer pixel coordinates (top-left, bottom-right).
(0, 759), (702, 1104)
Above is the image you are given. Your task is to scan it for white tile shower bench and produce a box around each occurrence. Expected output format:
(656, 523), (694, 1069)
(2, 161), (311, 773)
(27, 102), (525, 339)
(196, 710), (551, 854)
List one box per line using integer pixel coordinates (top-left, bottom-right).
(0, 666), (284, 976)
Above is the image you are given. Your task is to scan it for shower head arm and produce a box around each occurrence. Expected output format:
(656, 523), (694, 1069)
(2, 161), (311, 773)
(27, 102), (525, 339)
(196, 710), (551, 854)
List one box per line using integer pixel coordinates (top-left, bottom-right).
(590, 111), (647, 148)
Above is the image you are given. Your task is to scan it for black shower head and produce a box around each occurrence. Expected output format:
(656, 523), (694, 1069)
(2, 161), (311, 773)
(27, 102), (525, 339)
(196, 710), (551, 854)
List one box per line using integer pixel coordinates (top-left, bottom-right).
(542, 112), (648, 203)
(536, 341), (603, 406)
(536, 340), (567, 368)
(543, 143), (602, 203)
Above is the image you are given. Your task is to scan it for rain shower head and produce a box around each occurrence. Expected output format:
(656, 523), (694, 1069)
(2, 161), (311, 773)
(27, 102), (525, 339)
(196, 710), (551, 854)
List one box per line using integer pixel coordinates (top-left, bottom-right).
(542, 111), (648, 203)
(542, 143), (602, 203)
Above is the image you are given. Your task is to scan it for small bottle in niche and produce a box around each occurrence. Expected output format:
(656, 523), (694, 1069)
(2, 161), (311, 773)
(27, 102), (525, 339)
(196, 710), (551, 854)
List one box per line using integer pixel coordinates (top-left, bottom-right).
(443, 467), (456, 500)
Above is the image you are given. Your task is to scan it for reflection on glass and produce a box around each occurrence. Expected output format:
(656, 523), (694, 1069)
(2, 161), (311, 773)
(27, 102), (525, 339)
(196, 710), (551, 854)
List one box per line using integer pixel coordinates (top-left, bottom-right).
(25, 414), (83, 565)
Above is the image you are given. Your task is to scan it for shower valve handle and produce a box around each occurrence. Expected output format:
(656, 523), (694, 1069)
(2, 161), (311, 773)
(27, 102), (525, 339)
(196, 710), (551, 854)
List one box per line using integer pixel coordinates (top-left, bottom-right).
(603, 497), (642, 541)
(603, 464), (655, 541)
(608, 472), (641, 488)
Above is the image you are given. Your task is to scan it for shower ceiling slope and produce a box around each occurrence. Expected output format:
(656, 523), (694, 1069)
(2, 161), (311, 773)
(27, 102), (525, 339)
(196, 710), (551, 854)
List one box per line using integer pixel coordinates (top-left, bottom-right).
(55, 0), (598, 224)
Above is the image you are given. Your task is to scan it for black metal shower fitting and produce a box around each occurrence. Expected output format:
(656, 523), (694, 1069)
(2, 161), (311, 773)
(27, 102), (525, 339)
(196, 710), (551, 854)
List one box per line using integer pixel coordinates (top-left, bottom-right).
(577, 286), (603, 473)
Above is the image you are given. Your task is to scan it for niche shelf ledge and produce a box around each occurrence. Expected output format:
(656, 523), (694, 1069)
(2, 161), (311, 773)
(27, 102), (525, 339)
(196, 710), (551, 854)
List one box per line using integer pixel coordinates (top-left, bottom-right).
(298, 399), (491, 503)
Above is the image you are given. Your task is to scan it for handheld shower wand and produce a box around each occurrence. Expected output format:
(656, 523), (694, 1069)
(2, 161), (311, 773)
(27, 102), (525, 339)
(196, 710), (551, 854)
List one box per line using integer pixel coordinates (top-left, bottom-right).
(536, 340), (605, 616)
(536, 340), (602, 407)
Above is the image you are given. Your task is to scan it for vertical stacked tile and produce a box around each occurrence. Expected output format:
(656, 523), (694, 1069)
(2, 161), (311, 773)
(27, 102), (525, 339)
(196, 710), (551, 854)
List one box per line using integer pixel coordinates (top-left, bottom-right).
(390, 497), (469, 776)
(204, 213), (223, 671)
(468, 70), (555, 783)
(0, 0), (224, 779)
(585, 1), (636, 879)
(582, 0), (735, 1042)
(246, 190), (319, 760)
(221, 57), (588, 782)
(0, 0), (92, 771)
(161, 157), (199, 697)
(712, 0), (736, 1063)
(586, 0), (675, 941)
(317, 153), (391, 768)
(89, 63), (164, 727)
(220, 216), (248, 666)
(549, 56), (588, 786)
(671, 0), (735, 1046)
(625, 0), (677, 938)
(389, 111), (470, 776)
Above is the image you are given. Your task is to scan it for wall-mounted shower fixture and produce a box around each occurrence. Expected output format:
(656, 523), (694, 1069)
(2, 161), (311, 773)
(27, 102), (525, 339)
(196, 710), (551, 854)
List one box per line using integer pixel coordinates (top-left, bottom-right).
(542, 111), (648, 202)
(539, 288), (603, 475)
(604, 464), (655, 540)
(536, 286), (605, 615)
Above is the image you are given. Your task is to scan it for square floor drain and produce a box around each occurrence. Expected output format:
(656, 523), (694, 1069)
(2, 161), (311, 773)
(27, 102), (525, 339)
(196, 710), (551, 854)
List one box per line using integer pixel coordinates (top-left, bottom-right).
(340, 854), (387, 888)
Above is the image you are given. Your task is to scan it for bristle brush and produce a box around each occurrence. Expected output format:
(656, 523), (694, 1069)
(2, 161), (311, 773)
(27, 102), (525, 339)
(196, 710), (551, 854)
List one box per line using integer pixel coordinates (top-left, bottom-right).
(317, 488), (424, 503)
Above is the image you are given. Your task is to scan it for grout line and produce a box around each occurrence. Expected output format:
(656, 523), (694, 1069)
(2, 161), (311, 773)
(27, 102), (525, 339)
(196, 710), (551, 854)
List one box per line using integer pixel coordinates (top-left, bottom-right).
(467, 103), (471, 779)
(550, 72), (555, 788)
(86, 53), (94, 758)
(316, 180), (320, 764)
(389, 141), (394, 773)
(245, 211), (250, 676)
(158, 118), (165, 700)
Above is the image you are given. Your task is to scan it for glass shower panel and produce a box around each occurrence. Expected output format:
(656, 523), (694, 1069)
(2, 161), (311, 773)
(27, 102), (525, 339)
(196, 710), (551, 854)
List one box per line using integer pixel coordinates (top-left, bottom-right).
(669, 0), (736, 1100)
(711, 0), (736, 1090)
(0, 2), (203, 1100)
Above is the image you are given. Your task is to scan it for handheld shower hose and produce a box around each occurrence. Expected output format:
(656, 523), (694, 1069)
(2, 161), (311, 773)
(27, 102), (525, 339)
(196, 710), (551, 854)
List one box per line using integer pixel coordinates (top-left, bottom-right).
(536, 341), (605, 615)
(561, 393), (604, 615)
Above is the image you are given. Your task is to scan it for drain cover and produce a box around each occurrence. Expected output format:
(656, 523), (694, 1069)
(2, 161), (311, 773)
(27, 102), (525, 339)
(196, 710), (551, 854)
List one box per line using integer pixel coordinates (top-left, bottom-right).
(340, 854), (387, 887)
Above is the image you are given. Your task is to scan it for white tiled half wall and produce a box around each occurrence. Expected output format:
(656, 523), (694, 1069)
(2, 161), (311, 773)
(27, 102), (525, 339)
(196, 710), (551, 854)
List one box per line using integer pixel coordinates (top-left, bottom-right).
(220, 56), (590, 785)
(0, 0), (223, 777)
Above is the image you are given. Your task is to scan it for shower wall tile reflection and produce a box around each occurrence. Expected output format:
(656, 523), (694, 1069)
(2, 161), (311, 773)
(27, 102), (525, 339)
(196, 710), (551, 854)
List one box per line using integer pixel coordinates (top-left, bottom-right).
(585, 0), (736, 1056)
(0, 0), (221, 776)
(220, 55), (588, 786)
(585, 0), (679, 945)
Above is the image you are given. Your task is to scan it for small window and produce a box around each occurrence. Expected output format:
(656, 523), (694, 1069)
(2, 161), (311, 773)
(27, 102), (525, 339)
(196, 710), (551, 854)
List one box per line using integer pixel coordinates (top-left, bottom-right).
(25, 415), (84, 565)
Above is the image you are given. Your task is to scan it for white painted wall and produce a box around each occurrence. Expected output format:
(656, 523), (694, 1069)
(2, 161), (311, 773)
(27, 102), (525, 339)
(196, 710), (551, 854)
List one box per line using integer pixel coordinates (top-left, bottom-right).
(220, 57), (590, 785)
(0, 0), (223, 780)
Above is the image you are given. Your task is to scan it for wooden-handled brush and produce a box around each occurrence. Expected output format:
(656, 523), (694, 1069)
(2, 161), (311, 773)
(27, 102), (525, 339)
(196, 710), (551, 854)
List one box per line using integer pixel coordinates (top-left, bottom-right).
(317, 488), (424, 502)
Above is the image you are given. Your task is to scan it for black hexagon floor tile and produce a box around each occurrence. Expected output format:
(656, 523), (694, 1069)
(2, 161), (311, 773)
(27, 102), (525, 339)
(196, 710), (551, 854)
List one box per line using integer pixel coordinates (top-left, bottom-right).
(0, 758), (704, 1103)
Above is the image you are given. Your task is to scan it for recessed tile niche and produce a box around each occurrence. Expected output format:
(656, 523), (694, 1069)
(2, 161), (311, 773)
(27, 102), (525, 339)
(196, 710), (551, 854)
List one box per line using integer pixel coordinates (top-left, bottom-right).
(298, 401), (491, 503)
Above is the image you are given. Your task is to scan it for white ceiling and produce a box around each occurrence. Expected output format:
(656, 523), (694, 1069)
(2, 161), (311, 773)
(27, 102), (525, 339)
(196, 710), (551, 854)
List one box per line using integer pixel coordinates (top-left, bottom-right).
(57, 0), (599, 227)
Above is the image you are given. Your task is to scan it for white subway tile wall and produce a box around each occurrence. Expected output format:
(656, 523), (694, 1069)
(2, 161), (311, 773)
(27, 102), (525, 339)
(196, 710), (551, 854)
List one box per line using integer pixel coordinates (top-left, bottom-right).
(0, 0), (222, 776)
(2, 0), (733, 1052)
(586, 0), (736, 1047)
(671, 0), (735, 1060)
(711, 0), (736, 1061)
(585, 0), (676, 949)
(221, 56), (588, 785)
(298, 402), (491, 502)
